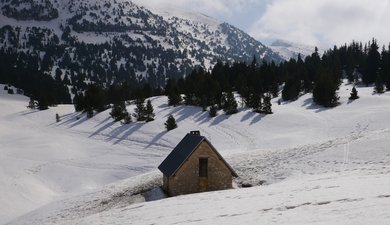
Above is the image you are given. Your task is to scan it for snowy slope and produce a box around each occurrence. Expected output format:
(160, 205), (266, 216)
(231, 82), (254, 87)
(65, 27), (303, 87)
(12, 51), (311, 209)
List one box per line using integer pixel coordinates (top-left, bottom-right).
(2, 82), (390, 224)
(269, 39), (326, 60)
(0, 87), (162, 223)
(14, 172), (390, 225)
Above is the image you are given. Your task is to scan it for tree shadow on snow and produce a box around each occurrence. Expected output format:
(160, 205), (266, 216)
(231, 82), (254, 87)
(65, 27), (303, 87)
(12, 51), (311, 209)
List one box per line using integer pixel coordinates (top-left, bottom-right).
(55, 112), (76, 125)
(210, 114), (228, 126)
(301, 98), (312, 107)
(302, 98), (329, 113)
(45, 112), (74, 126)
(19, 110), (40, 116)
(158, 103), (168, 108)
(241, 111), (256, 122)
(250, 113), (265, 125)
(94, 116), (112, 128)
(50, 111), (84, 127)
(111, 123), (144, 144)
(194, 111), (210, 125)
(60, 113), (89, 128)
(89, 121), (116, 137)
(171, 105), (201, 123)
(156, 104), (172, 114)
(145, 131), (167, 149)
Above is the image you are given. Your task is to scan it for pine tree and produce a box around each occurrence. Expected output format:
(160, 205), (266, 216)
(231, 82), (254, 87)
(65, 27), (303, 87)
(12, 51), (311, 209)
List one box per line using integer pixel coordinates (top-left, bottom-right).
(200, 95), (208, 111)
(123, 113), (132, 124)
(383, 45), (390, 91)
(37, 97), (49, 111)
(249, 93), (262, 113)
(168, 92), (182, 106)
(145, 100), (155, 122)
(84, 85), (107, 113)
(167, 87), (182, 106)
(56, 113), (60, 122)
(313, 74), (339, 107)
(349, 86), (359, 100)
(133, 98), (146, 121)
(73, 93), (85, 112)
(270, 82), (279, 98)
(282, 78), (300, 101)
(86, 106), (94, 118)
(110, 101), (129, 122)
(222, 91), (238, 115)
(364, 39), (381, 85)
(208, 104), (218, 117)
(262, 94), (273, 114)
(374, 74), (385, 94)
(165, 115), (177, 131)
(27, 97), (36, 109)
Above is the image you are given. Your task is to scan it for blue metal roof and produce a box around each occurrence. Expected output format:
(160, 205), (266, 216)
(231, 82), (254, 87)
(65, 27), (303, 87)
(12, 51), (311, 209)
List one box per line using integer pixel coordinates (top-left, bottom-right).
(158, 133), (238, 177)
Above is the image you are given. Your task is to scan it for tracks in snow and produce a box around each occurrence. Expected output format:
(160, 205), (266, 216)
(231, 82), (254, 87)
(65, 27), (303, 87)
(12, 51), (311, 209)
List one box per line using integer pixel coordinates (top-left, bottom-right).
(230, 125), (390, 186)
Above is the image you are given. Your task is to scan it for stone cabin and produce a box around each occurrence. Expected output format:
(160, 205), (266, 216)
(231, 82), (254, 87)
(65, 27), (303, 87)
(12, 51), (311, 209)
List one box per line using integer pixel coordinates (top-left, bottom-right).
(158, 131), (238, 196)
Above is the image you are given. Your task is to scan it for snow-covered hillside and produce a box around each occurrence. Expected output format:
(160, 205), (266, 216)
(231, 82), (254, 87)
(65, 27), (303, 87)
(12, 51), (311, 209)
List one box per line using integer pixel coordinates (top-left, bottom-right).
(1, 82), (390, 224)
(269, 39), (326, 60)
(0, 0), (282, 90)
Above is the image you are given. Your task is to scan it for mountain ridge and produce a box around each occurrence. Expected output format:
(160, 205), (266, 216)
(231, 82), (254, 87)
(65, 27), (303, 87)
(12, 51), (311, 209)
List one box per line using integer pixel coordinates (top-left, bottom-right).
(0, 0), (283, 93)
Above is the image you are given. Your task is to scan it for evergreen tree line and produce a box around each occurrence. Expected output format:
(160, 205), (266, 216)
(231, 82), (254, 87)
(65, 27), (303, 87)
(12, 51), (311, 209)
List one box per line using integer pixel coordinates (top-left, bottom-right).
(0, 48), (71, 109)
(105, 91), (179, 132)
(109, 98), (178, 132)
(72, 84), (179, 131)
(73, 83), (179, 131)
(166, 39), (390, 110)
(109, 98), (155, 123)
(73, 82), (163, 116)
(165, 62), (275, 116)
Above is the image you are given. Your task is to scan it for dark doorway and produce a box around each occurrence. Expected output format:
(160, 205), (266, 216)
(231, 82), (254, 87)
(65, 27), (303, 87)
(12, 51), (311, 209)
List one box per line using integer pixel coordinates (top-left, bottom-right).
(199, 158), (208, 177)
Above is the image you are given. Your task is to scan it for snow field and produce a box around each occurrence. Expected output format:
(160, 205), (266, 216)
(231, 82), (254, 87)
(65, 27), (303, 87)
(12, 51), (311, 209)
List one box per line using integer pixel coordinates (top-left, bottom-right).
(1, 82), (390, 224)
(68, 172), (390, 225)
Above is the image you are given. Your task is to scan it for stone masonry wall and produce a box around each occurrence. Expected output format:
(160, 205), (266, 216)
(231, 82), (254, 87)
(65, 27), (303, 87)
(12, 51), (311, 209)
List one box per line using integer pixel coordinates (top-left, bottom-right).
(166, 141), (233, 196)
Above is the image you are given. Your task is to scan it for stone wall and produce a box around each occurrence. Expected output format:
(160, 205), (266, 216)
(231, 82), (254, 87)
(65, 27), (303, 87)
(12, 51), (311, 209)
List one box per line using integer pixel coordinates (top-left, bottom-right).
(163, 175), (169, 191)
(165, 141), (233, 196)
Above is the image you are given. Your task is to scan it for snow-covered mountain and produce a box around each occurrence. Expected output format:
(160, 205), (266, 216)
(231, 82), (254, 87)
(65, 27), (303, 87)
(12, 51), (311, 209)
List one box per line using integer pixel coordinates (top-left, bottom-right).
(0, 0), (282, 90)
(269, 39), (324, 60)
(2, 81), (390, 224)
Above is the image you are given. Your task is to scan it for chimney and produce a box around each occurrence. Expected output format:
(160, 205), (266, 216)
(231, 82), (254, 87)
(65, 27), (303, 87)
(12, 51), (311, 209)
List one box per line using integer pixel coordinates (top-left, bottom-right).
(190, 130), (200, 136)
